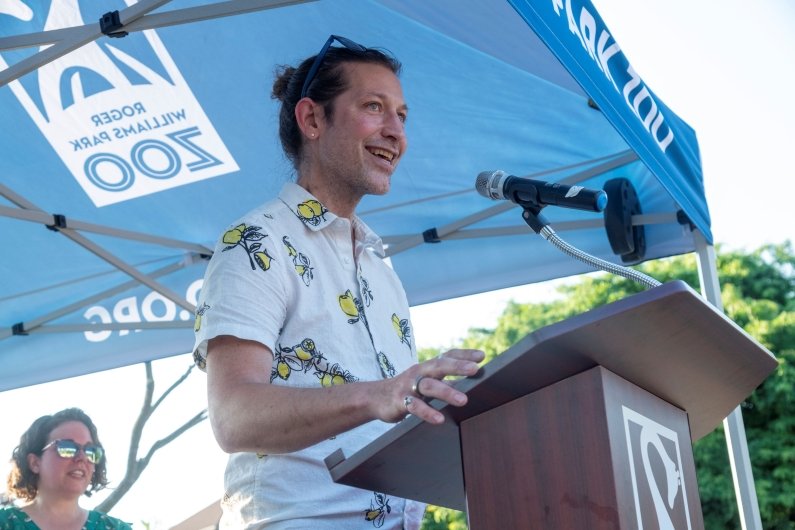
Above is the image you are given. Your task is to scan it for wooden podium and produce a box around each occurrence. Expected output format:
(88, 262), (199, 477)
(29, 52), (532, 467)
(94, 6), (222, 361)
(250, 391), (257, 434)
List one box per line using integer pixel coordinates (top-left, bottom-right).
(325, 281), (777, 529)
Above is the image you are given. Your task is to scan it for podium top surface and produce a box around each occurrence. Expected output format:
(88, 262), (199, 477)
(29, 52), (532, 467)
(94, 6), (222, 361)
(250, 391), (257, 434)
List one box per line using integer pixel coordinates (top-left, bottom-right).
(326, 280), (777, 509)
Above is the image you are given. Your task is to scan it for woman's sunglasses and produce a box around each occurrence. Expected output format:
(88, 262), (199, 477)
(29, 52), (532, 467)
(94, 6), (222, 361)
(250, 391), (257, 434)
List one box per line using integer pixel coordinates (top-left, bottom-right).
(42, 439), (104, 464)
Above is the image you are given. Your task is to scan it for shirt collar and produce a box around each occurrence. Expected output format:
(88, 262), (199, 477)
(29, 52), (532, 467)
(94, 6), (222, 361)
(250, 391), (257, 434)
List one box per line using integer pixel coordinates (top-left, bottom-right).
(278, 183), (385, 257)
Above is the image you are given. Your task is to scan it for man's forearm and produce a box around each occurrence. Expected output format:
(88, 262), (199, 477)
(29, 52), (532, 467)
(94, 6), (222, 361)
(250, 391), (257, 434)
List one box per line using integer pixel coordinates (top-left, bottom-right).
(208, 377), (386, 454)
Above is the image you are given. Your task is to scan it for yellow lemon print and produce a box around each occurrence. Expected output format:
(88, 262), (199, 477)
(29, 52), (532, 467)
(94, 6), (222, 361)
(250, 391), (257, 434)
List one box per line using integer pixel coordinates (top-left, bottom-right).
(194, 303), (210, 332)
(391, 313), (411, 348)
(339, 290), (358, 319)
(222, 224), (245, 245)
(296, 200), (326, 226)
(283, 236), (298, 257)
(276, 361), (291, 380)
(294, 339), (316, 361)
(254, 250), (272, 271)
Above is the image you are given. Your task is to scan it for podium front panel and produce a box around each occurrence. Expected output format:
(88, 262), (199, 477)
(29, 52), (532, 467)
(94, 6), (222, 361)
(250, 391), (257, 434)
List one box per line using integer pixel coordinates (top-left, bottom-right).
(461, 367), (705, 529)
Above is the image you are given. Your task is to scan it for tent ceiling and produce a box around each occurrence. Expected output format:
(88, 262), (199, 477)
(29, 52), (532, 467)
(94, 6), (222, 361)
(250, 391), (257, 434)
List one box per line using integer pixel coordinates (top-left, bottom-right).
(0, 0), (707, 391)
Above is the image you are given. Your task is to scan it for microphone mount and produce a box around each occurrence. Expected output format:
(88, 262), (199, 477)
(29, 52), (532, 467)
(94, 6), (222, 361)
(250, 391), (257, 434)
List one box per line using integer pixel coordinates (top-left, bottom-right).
(474, 168), (660, 289)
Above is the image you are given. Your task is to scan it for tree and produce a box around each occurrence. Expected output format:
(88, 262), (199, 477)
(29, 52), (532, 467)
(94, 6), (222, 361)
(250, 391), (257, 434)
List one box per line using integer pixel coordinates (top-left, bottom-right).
(420, 242), (794, 529)
(95, 361), (208, 513)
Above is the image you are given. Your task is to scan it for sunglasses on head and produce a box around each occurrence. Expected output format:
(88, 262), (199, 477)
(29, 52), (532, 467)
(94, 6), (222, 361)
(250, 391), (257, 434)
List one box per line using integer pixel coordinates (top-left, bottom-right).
(300, 35), (368, 99)
(42, 439), (104, 464)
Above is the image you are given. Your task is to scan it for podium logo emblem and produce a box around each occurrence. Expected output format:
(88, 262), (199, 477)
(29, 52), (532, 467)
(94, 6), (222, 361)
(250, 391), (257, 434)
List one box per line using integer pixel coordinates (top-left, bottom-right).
(622, 406), (692, 530)
(0, 0), (238, 206)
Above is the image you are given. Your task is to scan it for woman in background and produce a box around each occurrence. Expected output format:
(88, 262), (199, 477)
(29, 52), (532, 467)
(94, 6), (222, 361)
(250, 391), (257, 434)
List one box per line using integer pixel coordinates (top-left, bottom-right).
(1, 408), (131, 529)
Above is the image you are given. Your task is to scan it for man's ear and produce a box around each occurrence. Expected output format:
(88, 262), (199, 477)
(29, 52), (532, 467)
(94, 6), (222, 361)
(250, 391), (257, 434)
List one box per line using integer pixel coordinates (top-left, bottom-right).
(295, 98), (324, 140)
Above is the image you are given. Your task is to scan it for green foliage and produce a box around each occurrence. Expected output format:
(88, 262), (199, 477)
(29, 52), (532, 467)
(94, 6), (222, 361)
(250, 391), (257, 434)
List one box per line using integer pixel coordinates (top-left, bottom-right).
(419, 242), (794, 530)
(418, 347), (442, 363)
(421, 505), (468, 530)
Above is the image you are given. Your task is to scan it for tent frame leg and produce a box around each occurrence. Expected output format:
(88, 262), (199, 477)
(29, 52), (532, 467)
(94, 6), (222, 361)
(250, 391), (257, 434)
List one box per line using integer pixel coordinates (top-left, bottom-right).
(693, 230), (763, 530)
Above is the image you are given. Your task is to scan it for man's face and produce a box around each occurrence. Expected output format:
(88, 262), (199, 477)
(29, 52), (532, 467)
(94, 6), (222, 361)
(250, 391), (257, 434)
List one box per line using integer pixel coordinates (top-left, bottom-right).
(316, 62), (408, 198)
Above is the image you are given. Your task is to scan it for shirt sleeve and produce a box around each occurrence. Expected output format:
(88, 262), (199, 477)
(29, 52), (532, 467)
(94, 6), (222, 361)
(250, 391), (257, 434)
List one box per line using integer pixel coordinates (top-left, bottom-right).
(192, 219), (289, 369)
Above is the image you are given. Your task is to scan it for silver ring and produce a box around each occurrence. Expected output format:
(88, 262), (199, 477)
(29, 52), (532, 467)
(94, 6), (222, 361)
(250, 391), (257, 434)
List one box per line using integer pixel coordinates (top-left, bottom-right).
(412, 375), (427, 398)
(403, 395), (414, 410)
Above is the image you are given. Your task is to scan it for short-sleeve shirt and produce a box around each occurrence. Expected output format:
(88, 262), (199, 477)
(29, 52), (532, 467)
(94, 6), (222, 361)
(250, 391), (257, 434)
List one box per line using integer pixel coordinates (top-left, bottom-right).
(0, 506), (132, 529)
(193, 182), (424, 529)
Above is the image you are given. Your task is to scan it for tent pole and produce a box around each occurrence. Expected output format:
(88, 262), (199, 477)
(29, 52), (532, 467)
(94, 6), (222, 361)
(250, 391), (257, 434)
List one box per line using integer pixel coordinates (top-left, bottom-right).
(0, 0), (315, 87)
(693, 230), (763, 530)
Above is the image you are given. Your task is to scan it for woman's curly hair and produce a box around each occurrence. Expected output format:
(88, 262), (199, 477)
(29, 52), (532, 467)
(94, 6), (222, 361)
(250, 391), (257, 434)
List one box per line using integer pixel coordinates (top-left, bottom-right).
(6, 408), (109, 501)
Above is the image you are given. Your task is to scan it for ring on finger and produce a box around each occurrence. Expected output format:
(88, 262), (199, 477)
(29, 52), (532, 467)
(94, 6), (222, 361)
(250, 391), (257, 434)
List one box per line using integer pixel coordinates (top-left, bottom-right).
(403, 395), (414, 410)
(412, 375), (428, 398)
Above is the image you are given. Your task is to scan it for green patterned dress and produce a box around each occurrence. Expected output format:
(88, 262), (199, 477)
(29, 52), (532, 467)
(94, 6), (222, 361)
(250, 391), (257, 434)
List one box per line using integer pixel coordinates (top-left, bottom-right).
(0, 506), (132, 530)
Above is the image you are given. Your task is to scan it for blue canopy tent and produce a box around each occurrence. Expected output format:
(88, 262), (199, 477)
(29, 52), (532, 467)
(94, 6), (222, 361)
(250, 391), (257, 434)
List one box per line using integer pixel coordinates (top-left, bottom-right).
(0, 0), (711, 384)
(0, 0), (759, 526)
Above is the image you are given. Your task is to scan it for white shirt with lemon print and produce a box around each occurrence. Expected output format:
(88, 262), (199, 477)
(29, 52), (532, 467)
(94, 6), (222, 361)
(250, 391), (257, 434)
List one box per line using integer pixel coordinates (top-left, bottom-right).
(193, 182), (424, 529)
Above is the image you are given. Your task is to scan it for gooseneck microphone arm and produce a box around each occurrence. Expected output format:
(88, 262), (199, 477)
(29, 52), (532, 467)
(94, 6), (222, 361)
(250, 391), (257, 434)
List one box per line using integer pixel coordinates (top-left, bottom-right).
(475, 170), (661, 290)
(522, 208), (661, 290)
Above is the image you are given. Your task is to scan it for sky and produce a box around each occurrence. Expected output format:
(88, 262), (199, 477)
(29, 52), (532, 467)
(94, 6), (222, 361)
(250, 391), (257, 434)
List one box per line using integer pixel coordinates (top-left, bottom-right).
(1, 1), (794, 528)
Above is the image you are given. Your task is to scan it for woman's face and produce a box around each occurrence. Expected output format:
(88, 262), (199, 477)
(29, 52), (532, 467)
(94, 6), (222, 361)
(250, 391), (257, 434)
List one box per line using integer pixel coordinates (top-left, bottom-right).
(28, 420), (96, 499)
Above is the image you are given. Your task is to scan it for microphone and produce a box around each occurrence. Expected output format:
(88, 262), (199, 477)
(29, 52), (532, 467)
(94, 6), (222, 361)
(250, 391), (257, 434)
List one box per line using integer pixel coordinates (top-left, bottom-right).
(475, 170), (608, 212)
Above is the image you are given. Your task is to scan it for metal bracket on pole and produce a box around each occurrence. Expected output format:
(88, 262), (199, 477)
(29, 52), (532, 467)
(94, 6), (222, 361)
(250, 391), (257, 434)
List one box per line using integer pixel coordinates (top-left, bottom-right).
(694, 230), (763, 530)
(99, 10), (129, 38)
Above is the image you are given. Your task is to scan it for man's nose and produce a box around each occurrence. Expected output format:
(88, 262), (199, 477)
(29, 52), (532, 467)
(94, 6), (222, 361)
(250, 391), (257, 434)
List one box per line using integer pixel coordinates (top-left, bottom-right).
(382, 112), (406, 142)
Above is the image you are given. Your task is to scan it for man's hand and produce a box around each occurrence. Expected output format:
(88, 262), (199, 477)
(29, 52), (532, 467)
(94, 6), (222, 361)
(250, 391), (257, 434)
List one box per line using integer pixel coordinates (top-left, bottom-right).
(375, 349), (485, 424)
(208, 337), (485, 454)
